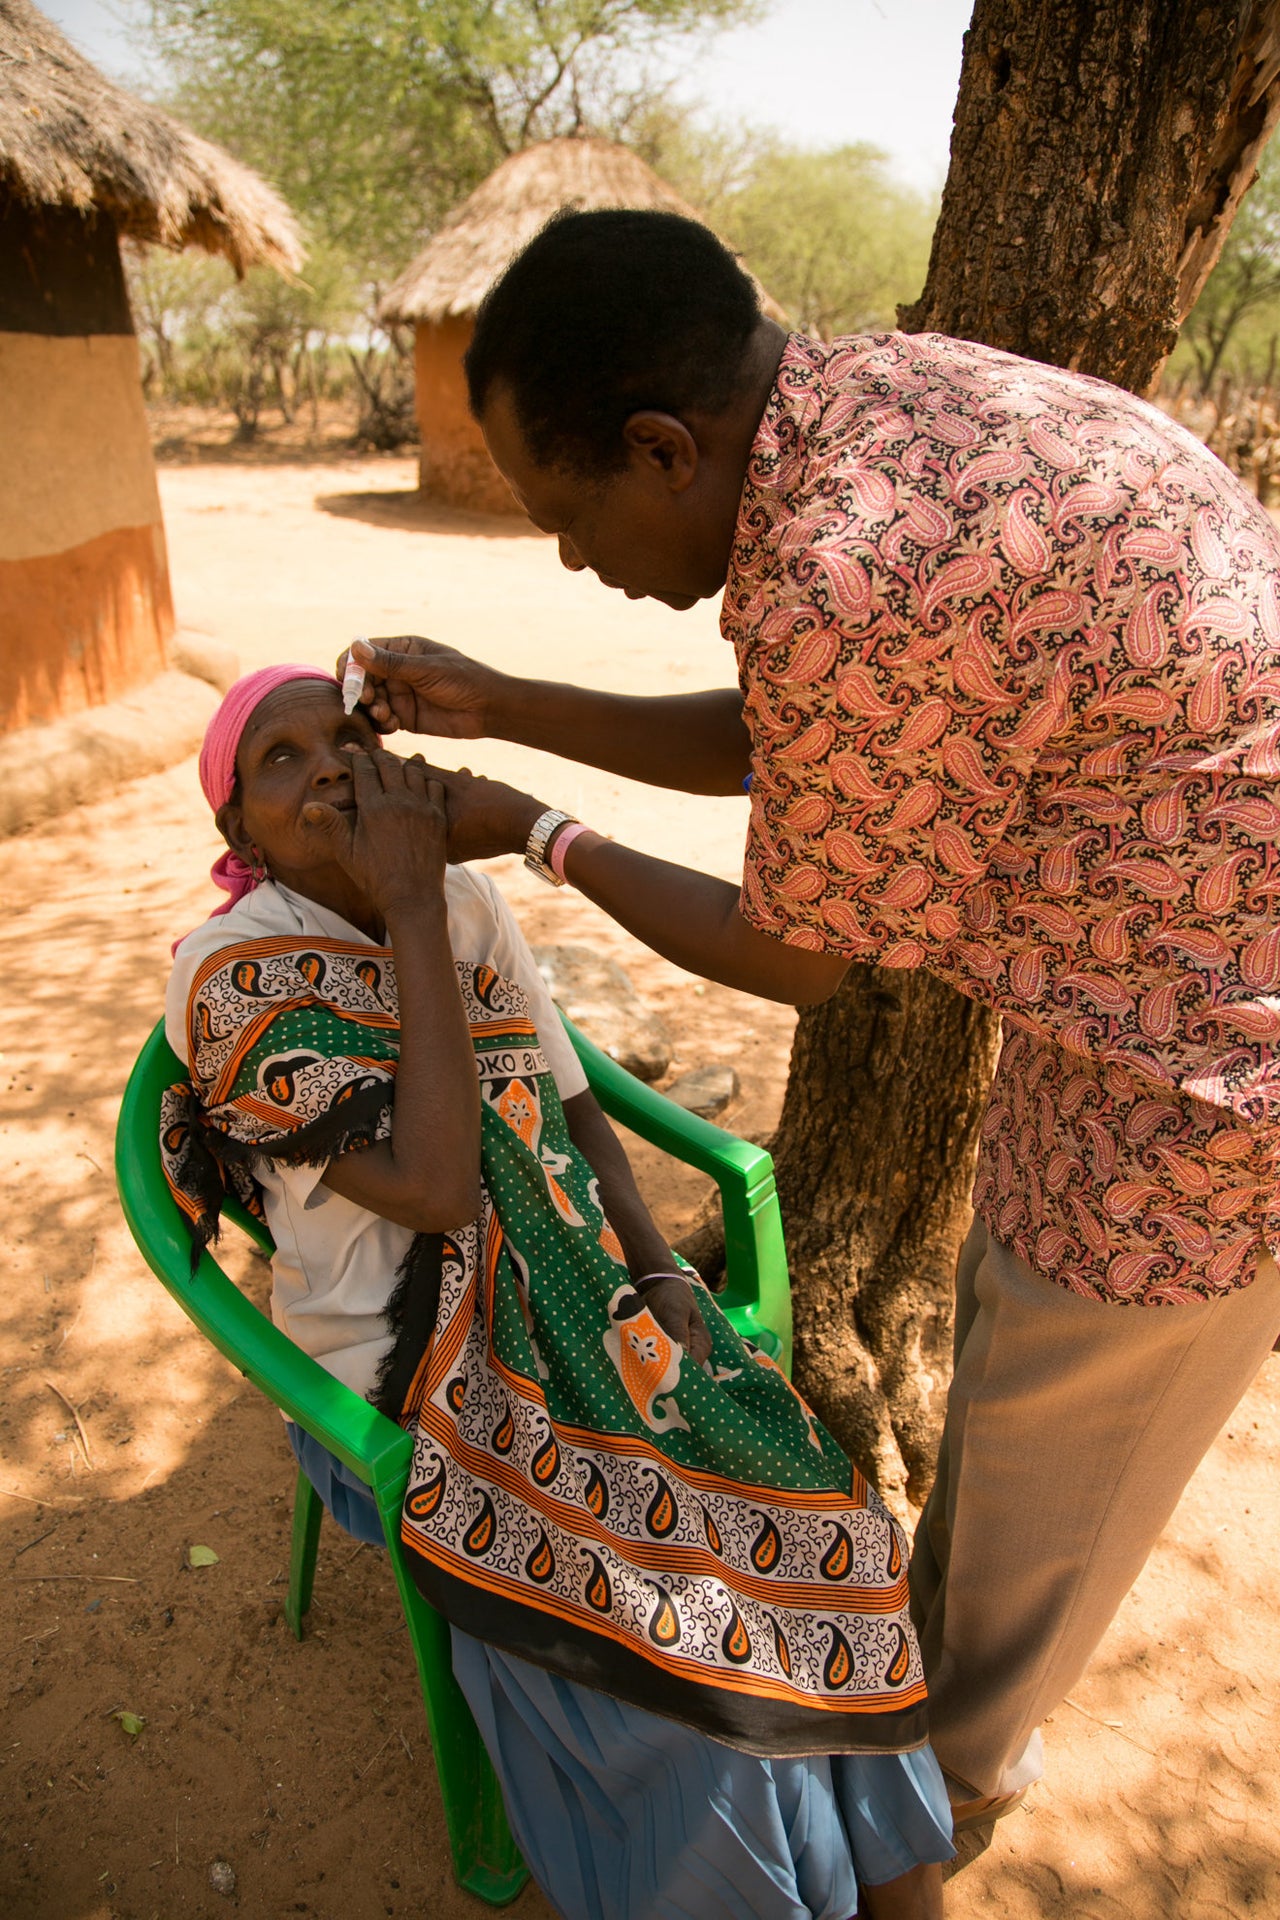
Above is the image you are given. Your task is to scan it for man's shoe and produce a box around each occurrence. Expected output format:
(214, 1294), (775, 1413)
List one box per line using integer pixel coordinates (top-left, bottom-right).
(947, 1786), (1028, 1832)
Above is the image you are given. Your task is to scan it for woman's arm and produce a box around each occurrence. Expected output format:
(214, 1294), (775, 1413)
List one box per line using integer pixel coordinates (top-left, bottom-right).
(306, 750), (482, 1232)
(344, 638), (752, 797)
(562, 1090), (712, 1365)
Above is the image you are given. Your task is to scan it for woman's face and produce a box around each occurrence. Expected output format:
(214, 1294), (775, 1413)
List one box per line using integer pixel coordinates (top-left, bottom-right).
(217, 680), (380, 888)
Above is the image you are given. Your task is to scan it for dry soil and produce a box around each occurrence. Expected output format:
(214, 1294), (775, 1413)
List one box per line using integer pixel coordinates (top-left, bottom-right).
(2, 452), (1278, 1920)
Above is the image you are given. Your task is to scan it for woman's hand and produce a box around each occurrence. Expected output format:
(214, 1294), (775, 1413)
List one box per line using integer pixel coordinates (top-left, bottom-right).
(339, 636), (504, 739)
(304, 746), (448, 919)
(638, 1275), (713, 1367)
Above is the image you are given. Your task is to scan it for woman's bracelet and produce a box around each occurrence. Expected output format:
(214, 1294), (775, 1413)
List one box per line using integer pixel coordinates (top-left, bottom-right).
(631, 1270), (693, 1296)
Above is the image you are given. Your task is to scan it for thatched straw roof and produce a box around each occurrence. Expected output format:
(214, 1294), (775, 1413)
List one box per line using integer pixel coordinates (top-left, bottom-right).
(0, 0), (302, 275)
(381, 135), (782, 326)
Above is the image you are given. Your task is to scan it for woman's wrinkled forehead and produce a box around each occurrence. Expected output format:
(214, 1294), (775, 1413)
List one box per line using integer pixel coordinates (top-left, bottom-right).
(242, 678), (343, 744)
(236, 680), (370, 784)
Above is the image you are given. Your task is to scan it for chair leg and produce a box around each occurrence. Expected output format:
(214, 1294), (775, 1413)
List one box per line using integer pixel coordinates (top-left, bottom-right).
(381, 1528), (528, 1906)
(284, 1468), (325, 1641)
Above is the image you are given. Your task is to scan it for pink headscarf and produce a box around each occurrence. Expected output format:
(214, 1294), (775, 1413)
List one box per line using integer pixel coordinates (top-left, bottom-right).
(195, 663), (339, 927)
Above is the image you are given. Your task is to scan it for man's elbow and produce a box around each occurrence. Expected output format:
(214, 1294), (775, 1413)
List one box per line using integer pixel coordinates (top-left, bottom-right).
(788, 975), (844, 1007)
(778, 954), (850, 1007)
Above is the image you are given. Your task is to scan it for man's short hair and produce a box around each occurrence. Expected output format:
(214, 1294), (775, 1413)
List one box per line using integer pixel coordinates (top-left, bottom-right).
(465, 208), (762, 480)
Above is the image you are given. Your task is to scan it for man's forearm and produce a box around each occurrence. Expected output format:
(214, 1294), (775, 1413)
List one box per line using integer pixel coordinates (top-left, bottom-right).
(559, 833), (849, 1006)
(493, 683), (751, 796)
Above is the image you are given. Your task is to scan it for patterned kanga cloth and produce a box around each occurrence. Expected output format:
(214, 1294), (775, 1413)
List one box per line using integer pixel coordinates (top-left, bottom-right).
(161, 934), (927, 1757)
(724, 330), (1280, 1305)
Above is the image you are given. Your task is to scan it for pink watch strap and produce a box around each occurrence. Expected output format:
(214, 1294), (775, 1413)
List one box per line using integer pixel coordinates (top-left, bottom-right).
(549, 820), (592, 883)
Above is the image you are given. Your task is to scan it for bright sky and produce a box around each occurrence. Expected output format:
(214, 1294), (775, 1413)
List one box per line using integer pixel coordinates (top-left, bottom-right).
(42, 0), (969, 190)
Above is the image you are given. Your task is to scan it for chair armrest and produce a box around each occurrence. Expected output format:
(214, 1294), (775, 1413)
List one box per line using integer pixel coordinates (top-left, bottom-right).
(561, 1015), (792, 1365)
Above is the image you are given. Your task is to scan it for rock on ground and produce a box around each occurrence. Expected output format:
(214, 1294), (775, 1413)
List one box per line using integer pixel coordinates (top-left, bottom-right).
(533, 943), (671, 1082)
(663, 1064), (739, 1117)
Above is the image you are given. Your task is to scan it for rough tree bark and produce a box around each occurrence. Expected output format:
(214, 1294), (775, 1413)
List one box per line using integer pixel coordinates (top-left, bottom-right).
(764, 0), (1280, 1517)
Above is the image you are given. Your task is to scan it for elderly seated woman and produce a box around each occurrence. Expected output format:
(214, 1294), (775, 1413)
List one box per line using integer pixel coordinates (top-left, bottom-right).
(162, 664), (953, 1920)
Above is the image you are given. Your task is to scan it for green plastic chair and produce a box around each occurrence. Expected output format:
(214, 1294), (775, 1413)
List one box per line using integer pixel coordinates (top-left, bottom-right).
(115, 1015), (791, 1906)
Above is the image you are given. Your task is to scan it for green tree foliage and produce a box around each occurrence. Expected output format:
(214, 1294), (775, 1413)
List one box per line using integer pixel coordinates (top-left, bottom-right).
(124, 238), (364, 436)
(642, 118), (936, 337)
(1177, 137), (1280, 394)
(149, 0), (759, 276)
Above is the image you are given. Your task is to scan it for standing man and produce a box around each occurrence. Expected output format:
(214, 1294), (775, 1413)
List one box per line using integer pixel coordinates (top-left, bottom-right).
(346, 209), (1280, 1827)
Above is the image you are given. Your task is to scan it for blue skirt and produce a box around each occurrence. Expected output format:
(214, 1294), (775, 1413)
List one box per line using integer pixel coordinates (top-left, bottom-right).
(287, 1425), (953, 1915)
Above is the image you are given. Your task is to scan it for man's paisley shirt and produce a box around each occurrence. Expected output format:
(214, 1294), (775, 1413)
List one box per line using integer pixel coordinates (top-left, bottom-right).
(723, 331), (1280, 1304)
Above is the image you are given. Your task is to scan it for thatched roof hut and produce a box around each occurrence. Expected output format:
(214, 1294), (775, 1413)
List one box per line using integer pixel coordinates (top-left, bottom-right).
(382, 136), (707, 328)
(380, 137), (781, 514)
(0, 0), (301, 738)
(0, 0), (301, 274)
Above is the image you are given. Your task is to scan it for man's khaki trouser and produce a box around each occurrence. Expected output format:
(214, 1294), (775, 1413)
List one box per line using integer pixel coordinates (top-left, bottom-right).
(909, 1217), (1280, 1799)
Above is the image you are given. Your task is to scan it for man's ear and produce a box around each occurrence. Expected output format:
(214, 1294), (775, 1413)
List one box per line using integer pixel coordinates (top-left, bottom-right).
(216, 799), (251, 861)
(622, 411), (699, 493)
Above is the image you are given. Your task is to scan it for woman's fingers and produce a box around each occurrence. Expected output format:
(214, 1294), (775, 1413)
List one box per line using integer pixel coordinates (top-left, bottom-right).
(301, 799), (356, 859)
(643, 1277), (714, 1362)
(370, 744), (407, 790)
(349, 745), (383, 803)
(688, 1302), (713, 1367)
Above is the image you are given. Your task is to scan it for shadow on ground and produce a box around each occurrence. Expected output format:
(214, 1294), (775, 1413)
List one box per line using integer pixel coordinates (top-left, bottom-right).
(316, 488), (540, 540)
(1, 1384), (552, 1920)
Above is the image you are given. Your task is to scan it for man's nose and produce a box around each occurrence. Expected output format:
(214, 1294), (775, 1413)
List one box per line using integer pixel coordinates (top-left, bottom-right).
(558, 534), (586, 573)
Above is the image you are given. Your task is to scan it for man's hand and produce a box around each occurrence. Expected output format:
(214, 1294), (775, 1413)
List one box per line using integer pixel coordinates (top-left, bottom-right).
(639, 1275), (713, 1367)
(303, 747), (448, 918)
(420, 763), (548, 864)
(337, 636), (504, 739)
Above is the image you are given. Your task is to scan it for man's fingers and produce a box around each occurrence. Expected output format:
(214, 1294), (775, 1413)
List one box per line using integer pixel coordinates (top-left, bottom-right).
(418, 759), (467, 791)
(352, 639), (417, 682)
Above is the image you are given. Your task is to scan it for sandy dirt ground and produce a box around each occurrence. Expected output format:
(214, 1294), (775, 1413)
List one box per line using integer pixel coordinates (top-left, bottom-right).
(3, 453), (1279, 1920)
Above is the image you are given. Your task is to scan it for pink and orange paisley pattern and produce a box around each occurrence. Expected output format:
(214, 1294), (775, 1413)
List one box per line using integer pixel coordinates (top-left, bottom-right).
(724, 332), (1280, 1304)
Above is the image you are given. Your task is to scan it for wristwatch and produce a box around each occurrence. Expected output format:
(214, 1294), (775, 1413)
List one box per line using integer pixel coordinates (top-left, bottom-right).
(523, 807), (578, 886)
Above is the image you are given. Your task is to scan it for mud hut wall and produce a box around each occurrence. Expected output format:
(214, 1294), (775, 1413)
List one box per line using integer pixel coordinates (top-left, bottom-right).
(414, 316), (520, 515)
(0, 199), (174, 735)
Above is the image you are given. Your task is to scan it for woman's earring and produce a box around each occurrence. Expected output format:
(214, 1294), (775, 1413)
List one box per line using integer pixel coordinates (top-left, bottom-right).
(250, 846), (267, 884)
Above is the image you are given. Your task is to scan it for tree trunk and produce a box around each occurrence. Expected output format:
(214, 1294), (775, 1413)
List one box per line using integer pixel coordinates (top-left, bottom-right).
(768, 0), (1280, 1516)
(899, 0), (1280, 384)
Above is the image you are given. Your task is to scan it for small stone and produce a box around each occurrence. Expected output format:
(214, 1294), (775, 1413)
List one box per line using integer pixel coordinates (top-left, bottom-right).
(663, 1065), (739, 1118)
(533, 945), (671, 1082)
(208, 1859), (236, 1897)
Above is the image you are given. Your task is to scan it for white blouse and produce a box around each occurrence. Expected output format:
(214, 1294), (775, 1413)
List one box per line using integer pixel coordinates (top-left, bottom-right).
(166, 870), (587, 1398)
